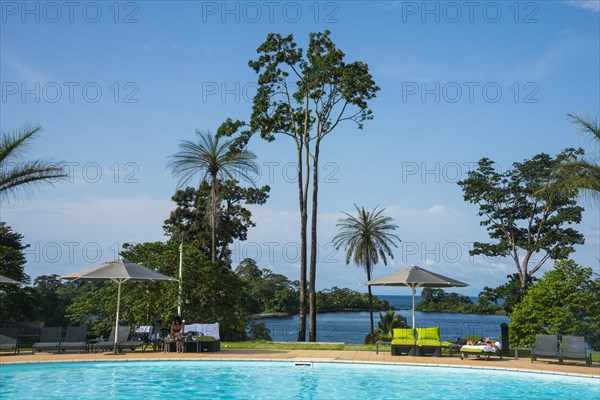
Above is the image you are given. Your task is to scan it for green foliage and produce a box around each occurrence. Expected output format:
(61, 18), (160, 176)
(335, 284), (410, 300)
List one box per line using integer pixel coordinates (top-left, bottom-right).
(30, 274), (82, 327)
(0, 124), (67, 201)
(222, 30), (381, 341)
(235, 258), (298, 314)
(458, 150), (585, 292)
(478, 273), (537, 314)
(375, 311), (406, 341)
(417, 288), (477, 314)
(164, 181), (269, 263)
(316, 287), (389, 312)
(167, 129), (260, 262)
(0, 223), (35, 322)
(248, 321), (272, 341)
(538, 114), (600, 205)
(332, 205), (400, 338)
(66, 241), (251, 340)
(509, 260), (600, 350)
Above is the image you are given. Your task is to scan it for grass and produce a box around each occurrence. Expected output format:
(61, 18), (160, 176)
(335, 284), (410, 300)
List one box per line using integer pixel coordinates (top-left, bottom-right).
(222, 341), (378, 352)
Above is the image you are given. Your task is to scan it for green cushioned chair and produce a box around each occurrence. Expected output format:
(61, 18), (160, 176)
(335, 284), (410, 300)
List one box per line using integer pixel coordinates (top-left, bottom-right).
(391, 328), (417, 356)
(416, 327), (442, 357)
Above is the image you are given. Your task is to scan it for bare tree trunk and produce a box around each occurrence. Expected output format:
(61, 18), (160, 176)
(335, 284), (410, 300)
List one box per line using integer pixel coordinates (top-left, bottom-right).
(366, 260), (375, 341)
(297, 146), (307, 342)
(210, 177), (217, 263)
(309, 140), (320, 342)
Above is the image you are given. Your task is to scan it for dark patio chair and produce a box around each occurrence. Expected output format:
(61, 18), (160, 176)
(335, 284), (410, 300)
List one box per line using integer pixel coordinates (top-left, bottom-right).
(58, 326), (88, 353)
(32, 326), (63, 354)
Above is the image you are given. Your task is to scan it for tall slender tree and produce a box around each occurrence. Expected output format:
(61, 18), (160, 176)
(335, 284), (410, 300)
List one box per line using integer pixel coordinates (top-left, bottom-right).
(167, 130), (259, 263)
(0, 125), (67, 201)
(332, 205), (401, 341)
(230, 31), (379, 341)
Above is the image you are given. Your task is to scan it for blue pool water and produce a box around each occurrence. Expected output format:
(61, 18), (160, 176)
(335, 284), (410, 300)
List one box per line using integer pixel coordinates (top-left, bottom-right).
(1, 361), (597, 399)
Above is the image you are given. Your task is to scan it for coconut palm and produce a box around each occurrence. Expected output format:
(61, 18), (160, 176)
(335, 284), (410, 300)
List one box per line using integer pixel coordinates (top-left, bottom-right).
(537, 114), (600, 206)
(332, 205), (401, 341)
(0, 125), (67, 201)
(167, 130), (259, 262)
(561, 114), (600, 204)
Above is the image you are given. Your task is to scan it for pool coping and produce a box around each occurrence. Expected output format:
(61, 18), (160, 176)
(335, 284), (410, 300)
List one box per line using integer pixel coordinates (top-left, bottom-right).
(2, 357), (598, 379)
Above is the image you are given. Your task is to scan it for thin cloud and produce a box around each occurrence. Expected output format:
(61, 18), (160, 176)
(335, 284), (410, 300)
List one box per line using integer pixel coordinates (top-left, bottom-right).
(564, 0), (600, 12)
(1, 53), (47, 82)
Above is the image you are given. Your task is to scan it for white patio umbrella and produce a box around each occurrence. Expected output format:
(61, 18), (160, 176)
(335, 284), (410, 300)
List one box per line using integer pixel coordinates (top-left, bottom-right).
(60, 258), (176, 353)
(364, 265), (468, 329)
(0, 274), (20, 284)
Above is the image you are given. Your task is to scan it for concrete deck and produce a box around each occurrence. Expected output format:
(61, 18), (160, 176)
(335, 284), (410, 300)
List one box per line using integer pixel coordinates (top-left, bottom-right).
(1, 349), (599, 378)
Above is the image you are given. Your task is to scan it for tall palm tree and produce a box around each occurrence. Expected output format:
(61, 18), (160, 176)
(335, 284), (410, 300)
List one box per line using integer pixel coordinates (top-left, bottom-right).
(0, 125), (67, 201)
(167, 130), (258, 262)
(332, 205), (401, 341)
(561, 114), (600, 204)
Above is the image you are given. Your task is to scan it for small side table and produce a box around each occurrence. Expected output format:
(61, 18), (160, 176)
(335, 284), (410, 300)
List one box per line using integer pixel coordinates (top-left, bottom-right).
(447, 344), (463, 357)
(375, 340), (390, 354)
(514, 346), (531, 360)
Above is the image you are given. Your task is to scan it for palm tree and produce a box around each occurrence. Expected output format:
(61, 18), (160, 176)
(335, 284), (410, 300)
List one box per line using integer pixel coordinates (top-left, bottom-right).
(537, 114), (600, 206)
(332, 205), (401, 341)
(167, 130), (258, 262)
(0, 125), (67, 201)
(562, 114), (600, 204)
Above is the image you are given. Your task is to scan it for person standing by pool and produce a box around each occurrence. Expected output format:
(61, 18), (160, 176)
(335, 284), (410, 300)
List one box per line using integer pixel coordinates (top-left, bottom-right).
(170, 316), (184, 353)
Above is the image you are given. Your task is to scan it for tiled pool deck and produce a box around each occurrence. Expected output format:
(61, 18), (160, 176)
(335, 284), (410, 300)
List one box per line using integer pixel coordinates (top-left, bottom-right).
(1, 349), (598, 378)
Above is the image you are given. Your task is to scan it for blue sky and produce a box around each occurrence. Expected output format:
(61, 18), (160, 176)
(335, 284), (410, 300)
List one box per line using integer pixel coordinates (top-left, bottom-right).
(1, 0), (599, 295)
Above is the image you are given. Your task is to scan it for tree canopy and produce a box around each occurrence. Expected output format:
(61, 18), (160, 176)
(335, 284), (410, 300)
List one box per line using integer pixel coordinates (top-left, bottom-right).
(458, 150), (585, 294)
(509, 260), (600, 351)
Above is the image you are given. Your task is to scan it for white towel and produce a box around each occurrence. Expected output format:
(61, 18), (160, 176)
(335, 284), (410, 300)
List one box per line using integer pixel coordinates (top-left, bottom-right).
(461, 345), (497, 353)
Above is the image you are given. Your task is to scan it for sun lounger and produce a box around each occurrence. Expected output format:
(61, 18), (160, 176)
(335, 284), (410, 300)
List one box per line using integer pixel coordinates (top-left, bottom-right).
(531, 334), (560, 363)
(95, 326), (131, 352)
(118, 326), (153, 352)
(180, 323), (221, 352)
(0, 334), (19, 354)
(32, 327), (63, 354)
(560, 335), (591, 365)
(390, 328), (417, 356)
(416, 327), (443, 357)
(58, 326), (88, 353)
(459, 344), (502, 360)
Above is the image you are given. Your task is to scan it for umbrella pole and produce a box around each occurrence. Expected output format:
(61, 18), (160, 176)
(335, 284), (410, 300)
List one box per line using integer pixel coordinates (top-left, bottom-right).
(178, 240), (183, 316)
(411, 285), (416, 329)
(114, 281), (122, 354)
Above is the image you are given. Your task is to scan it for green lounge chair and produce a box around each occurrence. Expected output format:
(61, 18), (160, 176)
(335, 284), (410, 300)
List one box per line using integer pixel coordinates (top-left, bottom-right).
(32, 326), (63, 354)
(531, 334), (560, 363)
(58, 326), (88, 353)
(416, 327), (442, 357)
(560, 335), (591, 365)
(391, 328), (416, 356)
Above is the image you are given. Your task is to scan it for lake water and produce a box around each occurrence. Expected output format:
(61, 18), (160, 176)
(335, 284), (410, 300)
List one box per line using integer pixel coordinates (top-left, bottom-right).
(260, 295), (508, 344)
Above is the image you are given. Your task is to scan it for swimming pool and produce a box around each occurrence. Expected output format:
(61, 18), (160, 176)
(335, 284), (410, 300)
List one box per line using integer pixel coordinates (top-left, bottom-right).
(1, 361), (597, 399)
